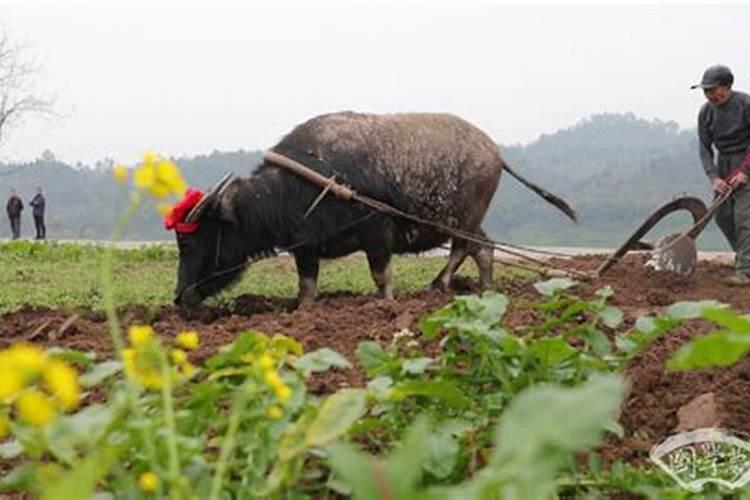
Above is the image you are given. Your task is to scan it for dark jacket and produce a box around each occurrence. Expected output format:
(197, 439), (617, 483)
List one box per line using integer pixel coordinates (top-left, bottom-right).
(30, 193), (45, 216)
(6, 196), (23, 217)
(698, 90), (750, 179)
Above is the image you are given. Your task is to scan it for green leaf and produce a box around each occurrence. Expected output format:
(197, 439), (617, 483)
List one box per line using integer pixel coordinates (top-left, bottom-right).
(328, 418), (432, 500)
(423, 432), (459, 479)
(702, 307), (750, 333)
(79, 361), (122, 388)
(0, 440), (23, 460)
(390, 380), (470, 409)
(595, 286), (614, 299)
(471, 375), (625, 499)
(355, 341), (394, 377)
(205, 330), (268, 369)
(294, 348), (352, 376)
(44, 404), (119, 464)
(46, 348), (96, 367)
(667, 300), (726, 320)
(529, 337), (577, 365)
(278, 410), (317, 461)
(0, 464), (35, 493)
(598, 306), (623, 329)
(667, 331), (750, 370)
(385, 418), (432, 493)
(534, 278), (576, 296)
(305, 389), (367, 448)
(40, 445), (119, 500)
(366, 376), (393, 401)
(420, 292), (508, 339)
(420, 306), (455, 338)
(401, 357), (433, 375)
(492, 374), (624, 466)
(634, 316), (657, 334)
(585, 329), (613, 357)
(325, 444), (381, 499)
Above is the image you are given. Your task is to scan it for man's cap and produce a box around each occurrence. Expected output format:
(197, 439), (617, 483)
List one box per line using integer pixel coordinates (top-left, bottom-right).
(691, 65), (734, 90)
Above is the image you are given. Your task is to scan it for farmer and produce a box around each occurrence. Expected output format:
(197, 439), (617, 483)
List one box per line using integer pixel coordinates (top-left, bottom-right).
(6, 188), (23, 240)
(693, 64), (750, 285)
(29, 186), (46, 240)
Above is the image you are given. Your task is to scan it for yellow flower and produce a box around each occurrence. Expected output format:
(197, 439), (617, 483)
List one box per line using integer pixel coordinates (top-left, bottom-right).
(170, 349), (187, 365)
(264, 371), (282, 388)
(133, 163), (156, 190)
(175, 331), (199, 351)
(156, 160), (187, 196)
(178, 362), (195, 378)
(121, 348), (164, 390)
(258, 353), (275, 371)
(133, 152), (187, 199)
(0, 414), (9, 438)
(0, 367), (24, 402)
(8, 344), (46, 374)
(274, 384), (292, 402)
(138, 471), (159, 492)
(113, 164), (128, 184)
(16, 389), (57, 427)
(42, 359), (80, 410)
(128, 325), (154, 346)
(137, 369), (165, 390)
(142, 150), (159, 165)
(267, 405), (283, 420)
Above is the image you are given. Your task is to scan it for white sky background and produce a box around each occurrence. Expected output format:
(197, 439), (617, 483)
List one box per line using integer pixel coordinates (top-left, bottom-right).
(0, 1), (748, 166)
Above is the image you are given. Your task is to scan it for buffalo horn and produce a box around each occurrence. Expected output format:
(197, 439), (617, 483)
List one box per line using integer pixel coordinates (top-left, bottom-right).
(185, 172), (235, 223)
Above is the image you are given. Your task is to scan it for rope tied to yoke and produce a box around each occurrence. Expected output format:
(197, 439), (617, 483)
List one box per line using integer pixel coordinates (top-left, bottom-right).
(263, 150), (590, 280)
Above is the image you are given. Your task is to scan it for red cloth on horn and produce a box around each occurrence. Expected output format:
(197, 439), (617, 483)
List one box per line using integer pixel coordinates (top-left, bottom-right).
(164, 188), (204, 233)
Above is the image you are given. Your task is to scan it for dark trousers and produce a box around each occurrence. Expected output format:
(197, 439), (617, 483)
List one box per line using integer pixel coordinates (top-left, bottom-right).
(33, 214), (46, 240)
(9, 215), (21, 239)
(714, 152), (750, 274)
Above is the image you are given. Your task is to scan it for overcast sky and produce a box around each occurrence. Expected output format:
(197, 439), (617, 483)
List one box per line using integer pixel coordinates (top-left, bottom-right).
(0, 1), (748, 166)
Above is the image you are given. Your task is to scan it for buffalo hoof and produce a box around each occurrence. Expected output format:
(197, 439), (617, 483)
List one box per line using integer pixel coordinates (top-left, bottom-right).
(430, 279), (450, 292)
(296, 297), (316, 310)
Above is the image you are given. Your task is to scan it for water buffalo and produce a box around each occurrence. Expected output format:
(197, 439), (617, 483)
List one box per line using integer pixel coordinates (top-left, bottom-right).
(168, 112), (576, 306)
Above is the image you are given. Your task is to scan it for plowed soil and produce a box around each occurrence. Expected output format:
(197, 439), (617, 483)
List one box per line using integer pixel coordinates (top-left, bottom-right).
(3, 253), (750, 467)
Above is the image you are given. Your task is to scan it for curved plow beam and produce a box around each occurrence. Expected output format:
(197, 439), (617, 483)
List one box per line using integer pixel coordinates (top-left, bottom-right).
(596, 196), (708, 277)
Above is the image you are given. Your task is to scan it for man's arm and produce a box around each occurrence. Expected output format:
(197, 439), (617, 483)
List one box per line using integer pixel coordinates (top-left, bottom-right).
(698, 107), (718, 179)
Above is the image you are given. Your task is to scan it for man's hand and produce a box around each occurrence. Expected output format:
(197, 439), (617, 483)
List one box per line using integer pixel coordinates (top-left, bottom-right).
(713, 177), (731, 194)
(729, 171), (749, 189)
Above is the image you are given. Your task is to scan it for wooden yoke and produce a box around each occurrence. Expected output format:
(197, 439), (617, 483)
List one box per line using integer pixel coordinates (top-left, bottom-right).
(264, 150), (355, 201)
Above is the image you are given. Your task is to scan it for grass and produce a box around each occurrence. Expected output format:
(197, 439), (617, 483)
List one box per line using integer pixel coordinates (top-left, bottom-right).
(0, 240), (530, 313)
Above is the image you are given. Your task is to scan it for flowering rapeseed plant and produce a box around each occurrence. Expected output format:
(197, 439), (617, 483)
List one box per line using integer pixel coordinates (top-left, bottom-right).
(0, 343), (81, 429)
(138, 471), (160, 492)
(175, 330), (199, 351)
(112, 164), (128, 184)
(121, 325), (199, 390)
(133, 151), (187, 199)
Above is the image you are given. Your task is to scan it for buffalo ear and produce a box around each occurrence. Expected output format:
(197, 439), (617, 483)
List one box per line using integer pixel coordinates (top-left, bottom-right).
(185, 173), (235, 223)
(217, 180), (239, 224)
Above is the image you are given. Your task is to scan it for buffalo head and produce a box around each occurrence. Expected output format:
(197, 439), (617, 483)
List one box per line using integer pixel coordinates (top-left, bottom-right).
(168, 174), (248, 306)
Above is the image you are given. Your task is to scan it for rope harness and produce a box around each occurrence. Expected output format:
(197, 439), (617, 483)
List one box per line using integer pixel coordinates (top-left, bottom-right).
(175, 150), (588, 300)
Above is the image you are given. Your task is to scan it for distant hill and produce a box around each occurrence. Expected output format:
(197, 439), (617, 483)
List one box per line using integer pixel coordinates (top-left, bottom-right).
(487, 113), (723, 249)
(0, 113), (726, 249)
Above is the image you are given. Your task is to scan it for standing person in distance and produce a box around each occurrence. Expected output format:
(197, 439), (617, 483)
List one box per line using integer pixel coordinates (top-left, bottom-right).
(6, 189), (23, 240)
(30, 186), (46, 240)
(693, 64), (750, 285)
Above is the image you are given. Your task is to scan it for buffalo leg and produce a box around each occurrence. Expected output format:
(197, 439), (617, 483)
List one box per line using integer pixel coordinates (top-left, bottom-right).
(432, 239), (470, 291)
(469, 228), (494, 289)
(366, 250), (394, 299)
(294, 251), (320, 305)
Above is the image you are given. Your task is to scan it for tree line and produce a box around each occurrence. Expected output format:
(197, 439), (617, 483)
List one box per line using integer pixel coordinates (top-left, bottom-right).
(0, 113), (725, 249)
